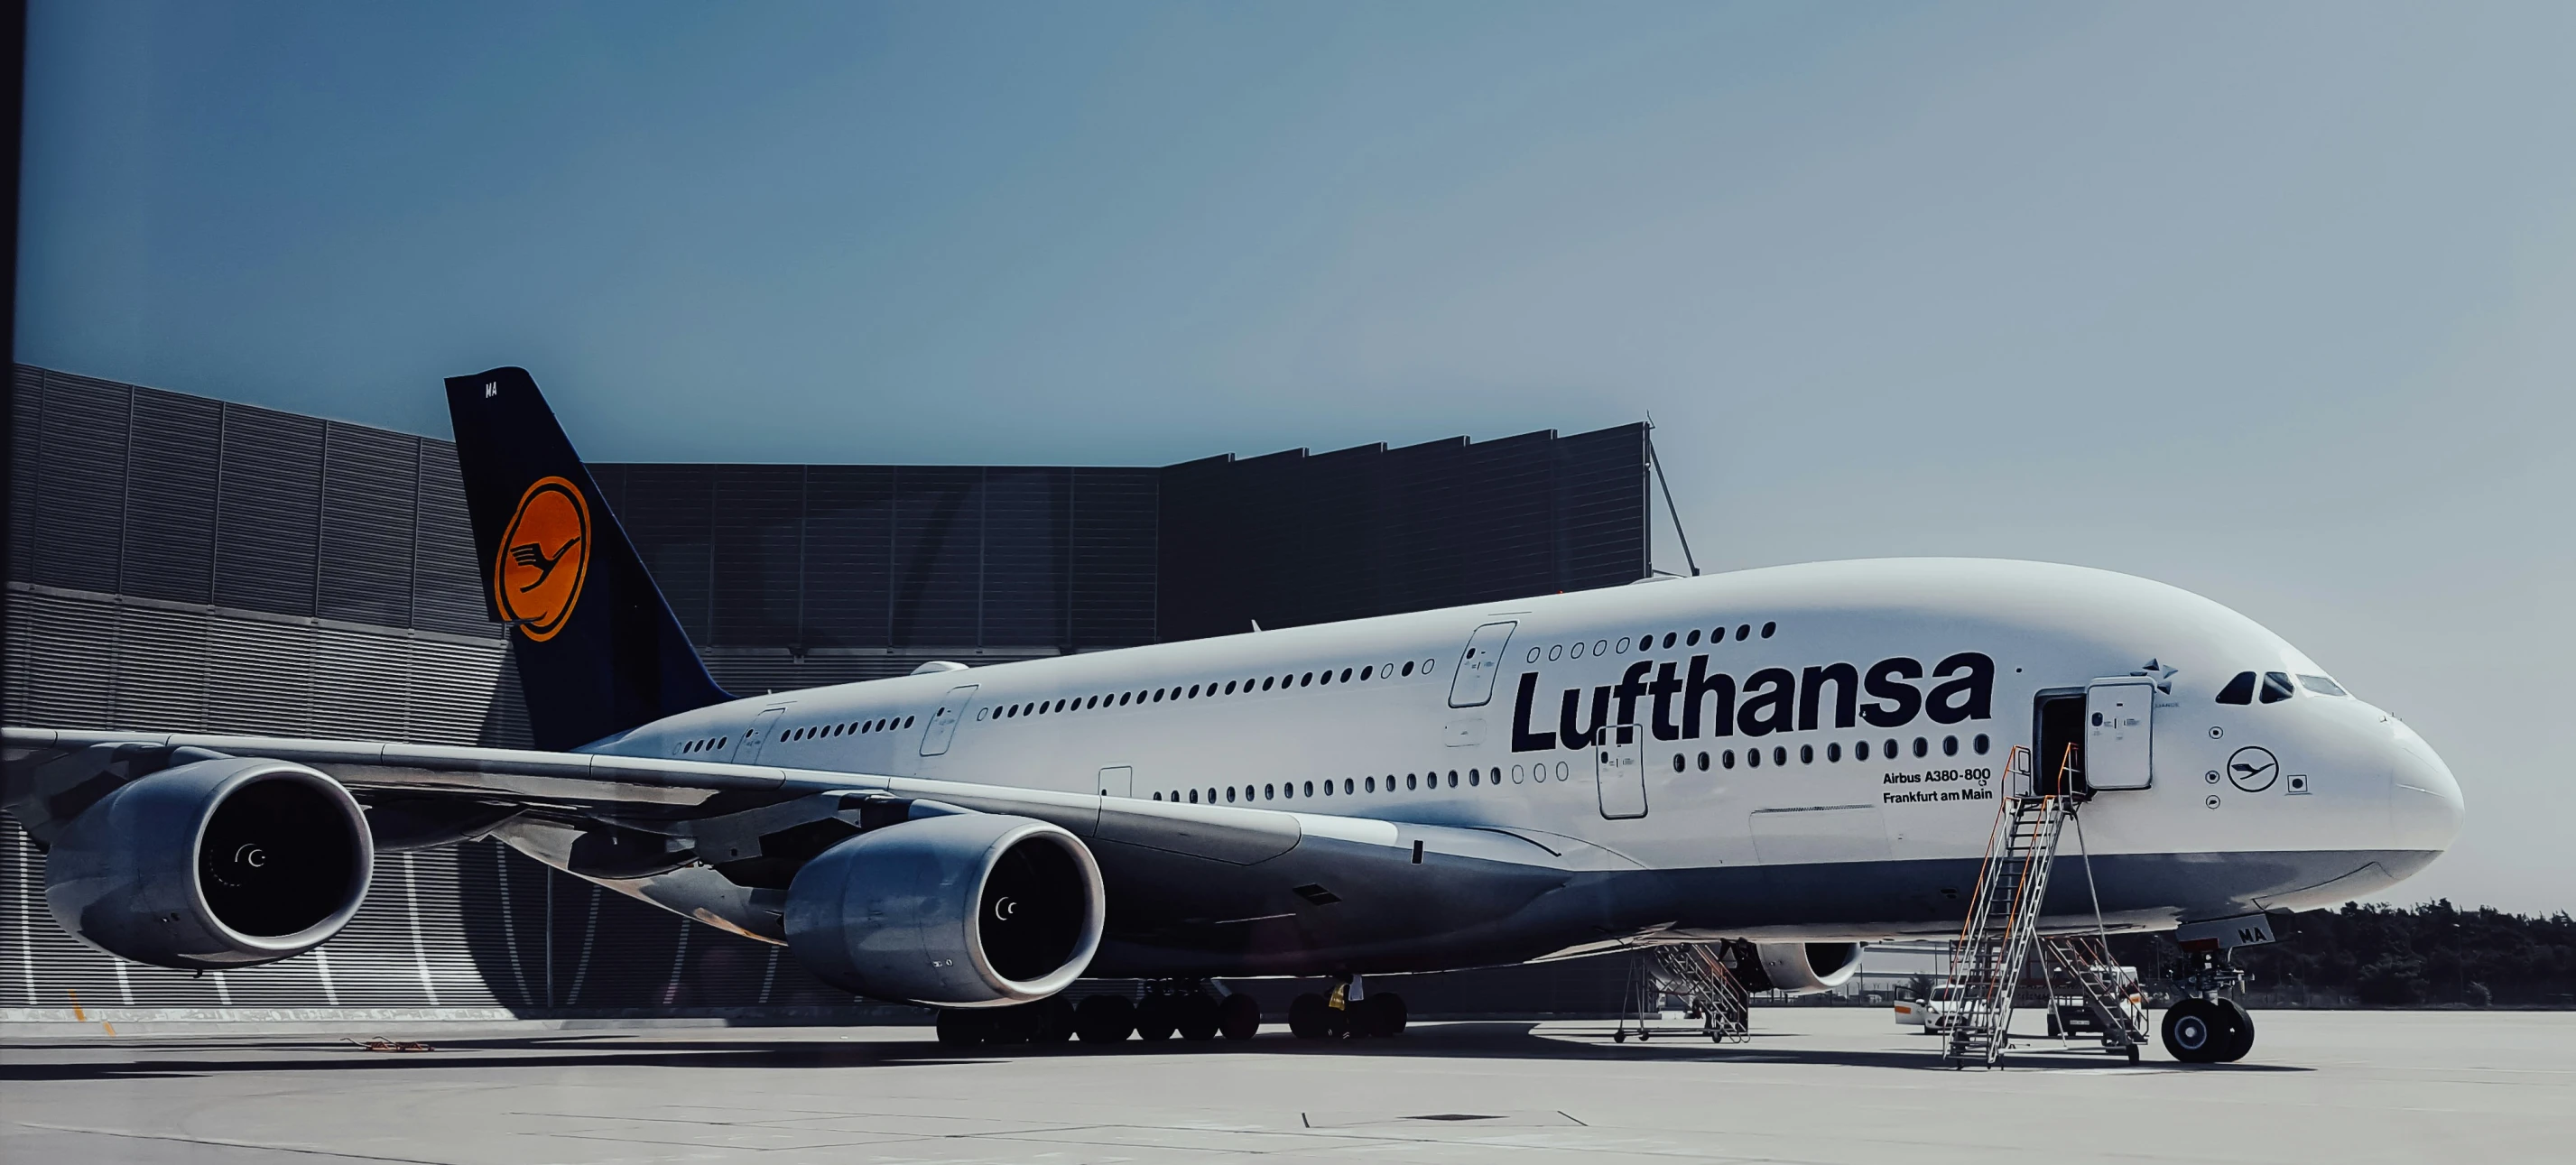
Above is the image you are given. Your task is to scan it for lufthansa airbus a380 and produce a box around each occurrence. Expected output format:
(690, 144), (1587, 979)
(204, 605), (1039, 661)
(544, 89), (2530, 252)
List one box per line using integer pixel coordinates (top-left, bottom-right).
(3, 368), (2463, 1063)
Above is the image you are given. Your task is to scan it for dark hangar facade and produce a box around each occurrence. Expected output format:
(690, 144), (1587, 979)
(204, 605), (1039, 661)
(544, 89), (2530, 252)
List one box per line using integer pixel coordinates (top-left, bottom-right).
(1, 364), (1654, 1018)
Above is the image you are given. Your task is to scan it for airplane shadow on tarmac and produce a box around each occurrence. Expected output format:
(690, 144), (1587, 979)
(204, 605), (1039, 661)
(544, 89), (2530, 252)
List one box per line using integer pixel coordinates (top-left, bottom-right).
(0, 1021), (2311, 1081)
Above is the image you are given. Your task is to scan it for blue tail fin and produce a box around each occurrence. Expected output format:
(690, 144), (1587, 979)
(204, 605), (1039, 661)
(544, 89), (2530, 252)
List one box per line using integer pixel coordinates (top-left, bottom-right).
(444, 367), (731, 750)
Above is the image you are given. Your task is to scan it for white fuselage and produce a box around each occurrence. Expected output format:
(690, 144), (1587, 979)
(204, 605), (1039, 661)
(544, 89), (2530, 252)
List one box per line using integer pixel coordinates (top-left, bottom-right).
(596, 558), (2462, 944)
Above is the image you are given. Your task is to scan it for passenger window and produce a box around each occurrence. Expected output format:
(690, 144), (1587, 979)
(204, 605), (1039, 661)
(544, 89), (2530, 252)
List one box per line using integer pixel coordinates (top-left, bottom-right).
(1736, 624), (1751, 641)
(1827, 742), (1841, 763)
(1339, 668), (1353, 682)
(1663, 633), (1677, 649)
(1344, 778), (1355, 794)
(2298, 674), (2347, 697)
(2217, 671), (2257, 705)
(1448, 770), (1459, 788)
(1262, 677), (1275, 690)
(1697, 751), (1710, 771)
(2261, 672), (2296, 704)
(1673, 754), (1686, 772)
(1943, 735), (1959, 756)
(1723, 751), (1738, 769)
(1358, 666), (1372, 680)
(1402, 661), (1414, 676)
(1366, 776), (1376, 792)
(1761, 622), (1776, 638)
(1913, 737), (1928, 757)
(1224, 681), (1237, 694)
(1686, 630), (1701, 646)
(1800, 744), (1813, 764)
(1855, 740), (1869, 760)
(1747, 748), (1761, 768)
(1974, 734), (1989, 754)
(1302, 672), (1313, 686)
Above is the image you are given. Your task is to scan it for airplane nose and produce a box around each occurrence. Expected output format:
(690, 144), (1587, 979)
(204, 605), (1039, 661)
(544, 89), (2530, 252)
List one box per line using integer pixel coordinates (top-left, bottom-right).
(2387, 722), (2463, 855)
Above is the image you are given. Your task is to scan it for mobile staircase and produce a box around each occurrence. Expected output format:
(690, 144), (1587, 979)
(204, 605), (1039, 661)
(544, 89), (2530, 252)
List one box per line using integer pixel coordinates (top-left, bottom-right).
(1942, 745), (2073, 1067)
(1617, 942), (1752, 1044)
(2037, 932), (2150, 1059)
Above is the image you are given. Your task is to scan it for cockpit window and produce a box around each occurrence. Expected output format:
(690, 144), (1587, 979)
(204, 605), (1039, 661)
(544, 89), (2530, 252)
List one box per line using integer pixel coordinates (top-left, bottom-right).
(2298, 674), (2348, 697)
(2216, 671), (2256, 705)
(2260, 671), (2296, 703)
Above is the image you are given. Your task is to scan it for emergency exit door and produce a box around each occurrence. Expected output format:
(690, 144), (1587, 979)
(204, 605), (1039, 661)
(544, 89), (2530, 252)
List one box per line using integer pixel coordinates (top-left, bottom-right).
(1449, 622), (1517, 707)
(919, 685), (978, 756)
(1596, 722), (1648, 818)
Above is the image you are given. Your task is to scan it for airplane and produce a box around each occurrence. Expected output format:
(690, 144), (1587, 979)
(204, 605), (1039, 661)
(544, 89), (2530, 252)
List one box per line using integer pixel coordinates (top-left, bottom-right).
(4, 366), (2463, 1063)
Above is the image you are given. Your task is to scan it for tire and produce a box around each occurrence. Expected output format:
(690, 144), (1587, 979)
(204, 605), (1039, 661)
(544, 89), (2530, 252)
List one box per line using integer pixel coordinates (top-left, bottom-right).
(1289, 993), (1330, 1039)
(1033, 996), (1076, 1043)
(1075, 995), (1135, 1044)
(2212, 998), (2256, 1063)
(1374, 993), (1408, 1038)
(1177, 994), (1221, 1041)
(1133, 994), (1177, 1041)
(1219, 993), (1262, 1040)
(2161, 998), (2222, 1063)
(935, 1008), (988, 1047)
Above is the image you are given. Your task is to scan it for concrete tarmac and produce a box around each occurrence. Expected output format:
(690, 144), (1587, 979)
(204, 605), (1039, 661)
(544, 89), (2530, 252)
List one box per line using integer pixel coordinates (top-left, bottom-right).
(4, 1009), (2570, 1163)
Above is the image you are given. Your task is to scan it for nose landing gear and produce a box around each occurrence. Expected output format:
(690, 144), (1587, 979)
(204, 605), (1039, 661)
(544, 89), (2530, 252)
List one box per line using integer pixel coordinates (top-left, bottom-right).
(2161, 948), (2256, 1063)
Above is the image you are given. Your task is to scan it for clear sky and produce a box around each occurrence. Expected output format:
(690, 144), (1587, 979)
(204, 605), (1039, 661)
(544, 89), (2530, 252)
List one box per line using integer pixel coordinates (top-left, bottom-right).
(17, 2), (2573, 913)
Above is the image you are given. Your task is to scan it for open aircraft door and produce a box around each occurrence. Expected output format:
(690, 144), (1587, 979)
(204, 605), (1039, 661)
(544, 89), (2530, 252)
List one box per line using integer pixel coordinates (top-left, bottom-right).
(2085, 678), (2155, 790)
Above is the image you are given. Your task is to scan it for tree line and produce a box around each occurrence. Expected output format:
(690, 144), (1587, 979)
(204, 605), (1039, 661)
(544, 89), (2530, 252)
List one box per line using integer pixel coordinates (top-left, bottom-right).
(2108, 901), (2576, 1007)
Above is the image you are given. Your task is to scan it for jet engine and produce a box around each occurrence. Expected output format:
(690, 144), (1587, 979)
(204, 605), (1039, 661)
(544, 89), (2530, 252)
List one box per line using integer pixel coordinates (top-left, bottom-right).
(44, 757), (373, 969)
(1737, 941), (1864, 995)
(783, 812), (1104, 1006)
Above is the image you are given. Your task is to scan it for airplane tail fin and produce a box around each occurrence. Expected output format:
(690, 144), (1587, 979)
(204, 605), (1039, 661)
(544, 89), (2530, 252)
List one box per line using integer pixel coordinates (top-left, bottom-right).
(444, 367), (731, 750)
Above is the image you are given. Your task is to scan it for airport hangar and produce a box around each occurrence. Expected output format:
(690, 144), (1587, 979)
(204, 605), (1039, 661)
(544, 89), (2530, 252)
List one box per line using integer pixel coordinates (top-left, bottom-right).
(0, 364), (1670, 1021)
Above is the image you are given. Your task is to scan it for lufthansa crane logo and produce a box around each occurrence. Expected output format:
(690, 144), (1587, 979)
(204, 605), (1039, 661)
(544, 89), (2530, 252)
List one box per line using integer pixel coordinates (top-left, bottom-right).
(2226, 745), (2280, 792)
(495, 476), (590, 641)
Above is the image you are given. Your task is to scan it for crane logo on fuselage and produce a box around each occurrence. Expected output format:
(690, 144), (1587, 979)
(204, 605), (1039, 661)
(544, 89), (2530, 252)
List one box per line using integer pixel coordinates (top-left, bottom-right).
(1509, 652), (1996, 752)
(495, 476), (591, 642)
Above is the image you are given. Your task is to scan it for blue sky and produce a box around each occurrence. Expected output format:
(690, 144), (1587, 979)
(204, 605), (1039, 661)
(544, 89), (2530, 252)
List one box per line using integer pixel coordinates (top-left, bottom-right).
(17, 1), (2575, 911)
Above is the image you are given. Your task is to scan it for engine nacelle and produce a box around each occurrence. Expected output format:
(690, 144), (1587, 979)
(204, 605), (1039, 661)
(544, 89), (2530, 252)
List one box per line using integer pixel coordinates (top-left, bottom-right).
(783, 813), (1104, 1006)
(1745, 941), (1864, 994)
(44, 758), (373, 970)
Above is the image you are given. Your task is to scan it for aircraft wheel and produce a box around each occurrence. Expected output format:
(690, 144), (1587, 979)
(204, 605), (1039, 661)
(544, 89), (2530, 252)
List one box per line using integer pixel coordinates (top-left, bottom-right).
(1033, 996), (1076, 1043)
(1176, 994), (1221, 1041)
(1219, 994), (1263, 1040)
(2161, 998), (2223, 1063)
(1075, 995), (1135, 1044)
(935, 1008), (989, 1047)
(2212, 998), (2256, 1063)
(1133, 994), (1177, 1041)
(1372, 993), (1408, 1038)
(1289, 993), (1330, 1039)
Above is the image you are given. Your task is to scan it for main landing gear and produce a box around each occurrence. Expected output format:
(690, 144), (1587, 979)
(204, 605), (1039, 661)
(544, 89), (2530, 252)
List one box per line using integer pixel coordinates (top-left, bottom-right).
(935, 983), (1260, 1048)
(2160, 948), (2256, 1064)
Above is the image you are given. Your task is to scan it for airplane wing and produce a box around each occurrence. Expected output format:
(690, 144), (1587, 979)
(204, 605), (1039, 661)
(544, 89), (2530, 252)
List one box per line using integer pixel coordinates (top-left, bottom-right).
(3, 726), (1642, 977)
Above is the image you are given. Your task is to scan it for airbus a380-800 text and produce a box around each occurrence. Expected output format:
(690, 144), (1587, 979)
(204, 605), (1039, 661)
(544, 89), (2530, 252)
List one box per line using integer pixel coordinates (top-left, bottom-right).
(4, 367), (2462, 1064)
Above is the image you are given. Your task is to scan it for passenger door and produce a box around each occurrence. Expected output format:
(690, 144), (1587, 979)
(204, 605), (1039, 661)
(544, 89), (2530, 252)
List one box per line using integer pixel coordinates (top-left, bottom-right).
(1449, 621), (1518, 707)
(2085, 678), (2155, 790)
(919, 684), (978, 756)
(731, 707), (787, 764)
(1595, 721), (1648, 818)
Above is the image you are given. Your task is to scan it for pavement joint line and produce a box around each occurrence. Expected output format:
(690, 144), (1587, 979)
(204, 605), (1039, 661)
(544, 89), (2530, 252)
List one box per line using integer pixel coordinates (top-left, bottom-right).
(9, 1122), (459, 1164)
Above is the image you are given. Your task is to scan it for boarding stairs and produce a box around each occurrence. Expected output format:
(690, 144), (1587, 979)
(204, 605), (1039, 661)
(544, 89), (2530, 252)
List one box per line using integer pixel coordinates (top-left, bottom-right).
(2037, 932), (2150, 1056)
(1656, 943), (1752, 1043)
(1942, 746), (2073, 1067)
(1617, 942), (1752, 1044)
